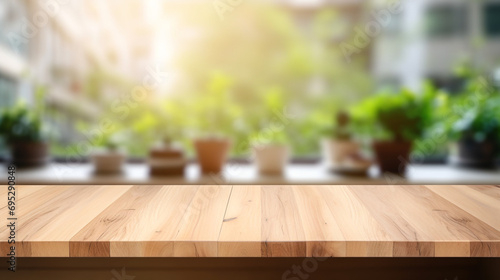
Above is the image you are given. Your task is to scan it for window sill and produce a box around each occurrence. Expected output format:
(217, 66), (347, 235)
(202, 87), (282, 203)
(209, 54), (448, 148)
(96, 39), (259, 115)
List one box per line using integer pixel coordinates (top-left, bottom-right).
(2, 162), (500, 185)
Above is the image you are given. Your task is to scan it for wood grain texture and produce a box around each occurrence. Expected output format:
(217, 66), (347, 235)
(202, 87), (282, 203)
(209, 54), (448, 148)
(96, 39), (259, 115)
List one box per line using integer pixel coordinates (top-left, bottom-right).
(0, 185), (499, 257)
(435, 241), (470, 257)
(320, 186), (393, 257)
(218, 185), (261, 257)
(172, 185), (232, 257)
(261, 186), (306, 257)
(426, 185), (500, 231)
(293, 186), (345, 257)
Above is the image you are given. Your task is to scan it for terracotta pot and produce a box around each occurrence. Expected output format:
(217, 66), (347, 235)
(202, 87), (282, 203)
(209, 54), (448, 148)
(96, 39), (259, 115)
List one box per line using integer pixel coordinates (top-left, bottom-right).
(253, 144), (289, 175)
(373, 141), (412, 175)
(10, 141), (49, 167)
(91, 150), (125, 174)
(321, 138), (360, 167)
(194, 138), (231, 174)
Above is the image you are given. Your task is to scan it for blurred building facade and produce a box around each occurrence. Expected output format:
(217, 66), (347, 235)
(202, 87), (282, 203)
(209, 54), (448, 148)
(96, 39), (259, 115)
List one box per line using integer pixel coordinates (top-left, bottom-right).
(0, 0), (165, 145)
(4, 0), (500, 105)
(283, 0), (500, 91)
(373, 0), (500, 91)
(2, 0), (500, 150)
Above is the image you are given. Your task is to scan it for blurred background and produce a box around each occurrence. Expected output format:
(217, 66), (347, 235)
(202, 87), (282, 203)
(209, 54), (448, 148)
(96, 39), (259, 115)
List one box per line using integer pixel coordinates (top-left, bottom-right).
(1, 0), (500, 180)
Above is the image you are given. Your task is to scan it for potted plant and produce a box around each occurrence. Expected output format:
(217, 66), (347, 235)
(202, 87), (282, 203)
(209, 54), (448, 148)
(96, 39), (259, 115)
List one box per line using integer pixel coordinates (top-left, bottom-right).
(447, 77), (500, 168)
(350, 86), (436, 175)
(90, 134), (126, 174)
(241, 86), (290, 175)
(321, 111), (371, 175)
(251, 129), (289, 175)
(131, 102), (189, 176)
(191, 73), (240, 174)
(149, 133), (187, 177)
(0, 104), (50, 167)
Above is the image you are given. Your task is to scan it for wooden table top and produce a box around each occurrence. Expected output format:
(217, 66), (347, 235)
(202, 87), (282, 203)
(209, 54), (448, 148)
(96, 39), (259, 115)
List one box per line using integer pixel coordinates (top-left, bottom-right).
(1, 185), (499, 258)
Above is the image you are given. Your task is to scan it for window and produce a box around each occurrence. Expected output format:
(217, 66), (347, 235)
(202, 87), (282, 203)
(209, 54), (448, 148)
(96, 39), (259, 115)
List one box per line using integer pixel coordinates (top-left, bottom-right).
(426, 75), (466, 94)
(425, 4), (467, 38)
(0, 1), (29, 56)
(0, 74), (16, 109)
(484, 3), (500, 37)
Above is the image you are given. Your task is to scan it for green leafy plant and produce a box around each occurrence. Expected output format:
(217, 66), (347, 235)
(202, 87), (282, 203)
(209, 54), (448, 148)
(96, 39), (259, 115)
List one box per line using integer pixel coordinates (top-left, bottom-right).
(447, 77), (500, 142)
(132, 100), (187, 147)
(249, 128), (289, 147)
(246, 86), (291, 147)
(350, 85), (437, 142)
(74, 118), (128, 152)
(322, 111), (352, 141)
(0, 103), (46, 143)
(190, 72), (243, 139)
(100, 132), (128, 151)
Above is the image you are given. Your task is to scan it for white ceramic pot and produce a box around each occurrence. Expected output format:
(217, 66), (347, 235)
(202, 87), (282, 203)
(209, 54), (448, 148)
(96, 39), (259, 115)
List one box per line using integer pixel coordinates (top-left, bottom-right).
(91, 151), (125, 174)
(253, 144), (289, 175)
(321, 138), (360, 167)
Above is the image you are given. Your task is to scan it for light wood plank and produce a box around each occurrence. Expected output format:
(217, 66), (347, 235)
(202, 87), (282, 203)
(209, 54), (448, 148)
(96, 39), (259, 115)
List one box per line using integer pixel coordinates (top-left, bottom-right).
(393, 242), (434, 257)
(435, 241), (470, 257)
(0, 186), (73, 256)
(70, 185), (163, 257)
(22, 186), (132, 241)
(111, 185), (199, 257)
(427, 185), (500, 231)
(318, 186), (393, 257)
(471, 241), (500, 257)
(172, 185), (232, 257)
(354, 185), (500, 256)
(218, 186), (261, 257)
(349, 185), (426, 241)
(400, 185), (500, 242)
(468, 185), (500, 200)
(261, 186), (306, 257)
(293, 186), (346, 257)
(19, 186), (131, 256)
